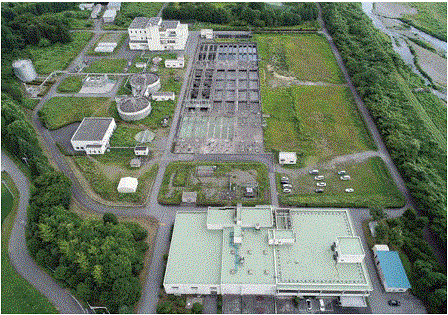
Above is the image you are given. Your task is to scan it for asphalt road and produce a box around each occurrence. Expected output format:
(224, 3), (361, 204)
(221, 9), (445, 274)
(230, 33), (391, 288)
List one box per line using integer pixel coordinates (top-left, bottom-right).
(3, 5), (440, 314)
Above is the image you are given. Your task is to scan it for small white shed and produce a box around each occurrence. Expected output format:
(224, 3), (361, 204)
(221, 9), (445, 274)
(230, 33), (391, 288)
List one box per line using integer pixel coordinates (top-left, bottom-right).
(279, 152), (297, 165)
(117, 177), (138, 193)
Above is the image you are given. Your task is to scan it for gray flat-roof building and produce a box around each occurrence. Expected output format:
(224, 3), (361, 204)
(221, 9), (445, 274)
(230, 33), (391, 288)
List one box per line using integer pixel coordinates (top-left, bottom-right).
(71, 117), (116, 154)
(164, 206), (372, 302)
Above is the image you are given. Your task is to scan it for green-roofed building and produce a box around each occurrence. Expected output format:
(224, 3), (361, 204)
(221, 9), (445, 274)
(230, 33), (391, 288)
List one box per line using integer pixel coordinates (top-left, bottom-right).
(164, 205), (372, 300)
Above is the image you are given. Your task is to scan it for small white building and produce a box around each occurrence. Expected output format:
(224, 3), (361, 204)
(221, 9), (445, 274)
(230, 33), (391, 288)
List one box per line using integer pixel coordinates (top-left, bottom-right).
(103, 9), (117, 23)
(151, 91), (175, 101)
(372, 245), (411, 293)
(128, 17), (189, 51)
(79, 3), (94, 11)
(71, 117), (116, 155)
(134, 146), (149, 156)
(279, 152), (297, 165)
(107, 2), (121, 11)
(91, 4), (102, 19)
(117, 177), (138, 193)
(165, 55), (184, 68)
(200, 29), (213, 40)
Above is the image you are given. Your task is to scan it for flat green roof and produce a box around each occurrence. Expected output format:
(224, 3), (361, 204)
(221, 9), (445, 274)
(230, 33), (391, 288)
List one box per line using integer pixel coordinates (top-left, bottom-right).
(207, 208), (235, 228)
(164, 211), (222, 285)
(338, 236), (365, 256)
(240, 206), (273, 228)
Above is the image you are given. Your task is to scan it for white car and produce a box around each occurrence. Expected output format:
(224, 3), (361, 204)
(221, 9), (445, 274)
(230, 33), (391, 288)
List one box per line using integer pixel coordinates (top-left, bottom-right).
(337, 170), (346, 175)
(283, 188), (292, 193)
(309, 169), (319, 175)
(340, 175), (351, 180)
(316, 182), (326, 187)
(345, 188), (354, 193)
(314, 175), (324, 180)
(282, 183), (292, 189)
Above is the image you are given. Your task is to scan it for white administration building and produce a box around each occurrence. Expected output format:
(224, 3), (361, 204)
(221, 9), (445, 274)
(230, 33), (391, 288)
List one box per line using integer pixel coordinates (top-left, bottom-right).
(71, 117), (116, 155)
(164, 205), (373, 303)
(128, 17), (188, 51)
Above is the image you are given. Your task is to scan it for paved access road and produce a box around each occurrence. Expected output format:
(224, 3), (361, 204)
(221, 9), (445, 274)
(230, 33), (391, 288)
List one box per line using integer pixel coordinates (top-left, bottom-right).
(2, 151), (85, 314)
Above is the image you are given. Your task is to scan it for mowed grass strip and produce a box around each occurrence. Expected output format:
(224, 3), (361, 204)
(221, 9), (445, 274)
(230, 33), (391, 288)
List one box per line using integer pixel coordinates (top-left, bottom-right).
(262, 85), (374, 164)
(279, 157), (405, 208)
(57, 76), (83, 93)
(1, 172), (58, 314)
(28, 32), (93, 74)
(84, 58), (127, 73)
(255, 33), (344, 84)
(39, 97), (110, 130)
(109, 124), (143, 147)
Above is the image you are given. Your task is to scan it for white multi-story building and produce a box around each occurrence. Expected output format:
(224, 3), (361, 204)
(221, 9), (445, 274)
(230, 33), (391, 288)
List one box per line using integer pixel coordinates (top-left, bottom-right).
(164, 55), (184, 68)
(71, 117), (116, 155)
(128, 17), (189, 51)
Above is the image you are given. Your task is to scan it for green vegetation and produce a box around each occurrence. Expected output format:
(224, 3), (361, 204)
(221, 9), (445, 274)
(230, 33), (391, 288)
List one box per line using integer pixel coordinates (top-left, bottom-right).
(1, 171), (58, 313)
(39, 97), (110, 130)
(322, 3), (446, 313)
(87, 33), (127, 56)
(52, 9), (93, 29)
(21, 98), (39, 110)
(73, 152), (158, 203)
(109, 125), (144, 147)
(57, 76), (83, 93)
(279, 157), (405, 208)
(402, 2), (447, 41)
(414, 92), (447, 136)
(255, 33), (344, 83)
(27, 32), (93, 74)
(105, 2), (163, 29)
(84, 58), (127, 73)
(262, 85), (374, 165)
(158, 161), (270, 206)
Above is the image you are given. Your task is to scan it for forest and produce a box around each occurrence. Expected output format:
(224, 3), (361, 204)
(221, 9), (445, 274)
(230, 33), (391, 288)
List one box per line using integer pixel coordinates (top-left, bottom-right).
(321, 3), (446, 313)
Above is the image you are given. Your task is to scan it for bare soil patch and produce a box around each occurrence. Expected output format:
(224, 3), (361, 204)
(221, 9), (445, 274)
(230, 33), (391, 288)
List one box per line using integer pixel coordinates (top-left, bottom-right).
(374, 2), (417, 18)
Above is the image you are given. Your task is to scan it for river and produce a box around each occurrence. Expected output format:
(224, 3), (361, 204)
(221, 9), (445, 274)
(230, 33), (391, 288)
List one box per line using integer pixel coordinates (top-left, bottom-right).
(361, 2), (447, 101)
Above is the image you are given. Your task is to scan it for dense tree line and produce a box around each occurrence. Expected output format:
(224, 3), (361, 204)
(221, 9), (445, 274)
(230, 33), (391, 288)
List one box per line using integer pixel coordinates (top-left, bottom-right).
(1, 93), (149, 313)
(1, 3), (72, 54)
(321, 3), (446, 313)
(162, 2), (317, 28)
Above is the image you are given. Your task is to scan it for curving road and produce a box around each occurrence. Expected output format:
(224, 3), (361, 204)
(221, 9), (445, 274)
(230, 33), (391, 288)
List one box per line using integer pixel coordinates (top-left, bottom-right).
(4, 4), (439, 314)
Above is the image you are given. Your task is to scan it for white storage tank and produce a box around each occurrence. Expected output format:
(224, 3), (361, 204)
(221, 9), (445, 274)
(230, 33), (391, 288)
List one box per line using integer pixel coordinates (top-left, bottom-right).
(116, 96), (152, 121)
(12, 59), (38, 83)
(129, 73), (160, 96)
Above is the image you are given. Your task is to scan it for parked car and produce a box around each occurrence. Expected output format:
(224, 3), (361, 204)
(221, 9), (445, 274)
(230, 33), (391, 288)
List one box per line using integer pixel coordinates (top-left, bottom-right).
(319, 299), (325, 312)
(314, 175), (324, 180)
(282, 183), (292, 189)
(306, 299), (312, 310)
(283, 188), (292, 193)
(345, 188), (354, 193)
(316, 182), (326, 187)
(337, 170), (346, 175)
(340, 175), (351, 180)
(388, 300), (401, 307)
(309, 169), (319, 175)
(281, 176), (289, 184)
(315, 188), (324, 193)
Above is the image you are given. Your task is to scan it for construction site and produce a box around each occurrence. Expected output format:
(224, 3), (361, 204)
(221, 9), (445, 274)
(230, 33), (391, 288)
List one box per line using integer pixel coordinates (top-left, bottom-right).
(173, 41), (263, 154)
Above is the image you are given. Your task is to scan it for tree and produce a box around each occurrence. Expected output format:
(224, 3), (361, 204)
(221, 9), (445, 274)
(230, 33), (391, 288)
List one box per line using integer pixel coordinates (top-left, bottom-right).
(369, 206), (387, 221)
(375, 221), (389, 243)
(76, 281), (92, 301)
(103, 212), (118, 225)
(427, 288), (447, 313)
(111, 277), (141, 309)
(156, 301), (172, 314)
(192, 302), (203, 314)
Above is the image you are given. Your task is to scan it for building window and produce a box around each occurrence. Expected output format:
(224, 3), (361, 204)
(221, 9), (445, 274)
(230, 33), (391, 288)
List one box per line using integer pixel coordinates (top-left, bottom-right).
(172, 286), (179, 289)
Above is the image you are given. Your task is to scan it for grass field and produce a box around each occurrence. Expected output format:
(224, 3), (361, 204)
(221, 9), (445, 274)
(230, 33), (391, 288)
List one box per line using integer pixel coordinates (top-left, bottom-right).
(27, 32), (93, 74)
(1, 172), (58, 314)
(403, 2), (447, 41)
(57, 76), (83, 93)
(158, 161), (270, 206)
(255, 33), (344, 84)
(39, 97), (110, 129)
(109, 124), (144, 147)
(415, 92), (447, 136)
(104, 2), (163, 29)
(84, 58), (127, 73)
(21, 98), (39, 110)
(263, 85), (374, 165)
(73, 153), (158, 203)
(52, 9), (93, 29)
(278, 157), (405, 208)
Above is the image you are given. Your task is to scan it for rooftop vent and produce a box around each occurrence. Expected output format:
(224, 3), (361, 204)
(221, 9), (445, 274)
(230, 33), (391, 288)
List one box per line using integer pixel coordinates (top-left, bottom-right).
(230, 249), (235, 255)
(247, 269), (253, 275)
(239, 257), (245, 265)
(247, 250), (252, 255)
(263, 250), (268, 255)
(331, 242), (336, 251)
(264, 269), (269, 275)
(230, 269), (236, 274)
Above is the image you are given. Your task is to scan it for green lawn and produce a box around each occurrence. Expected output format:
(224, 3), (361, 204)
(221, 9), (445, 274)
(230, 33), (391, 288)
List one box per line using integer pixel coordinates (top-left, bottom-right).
(279, 157), (405, 208)
(158, 161), (271, 206)
(104, 2), (163, 29)
(263, 85), (374, 165)
(27, 32), (93, 74)
(109, 124), (144, 147)
(57, 76), (83, 93)
(254, 33), (344, 84)
(403, 2), (447, 41)
(84, 58), (127, 73)
(1, 171), (58, 314)
(39, 97), (111, 130)
(21, 98), (39, 110)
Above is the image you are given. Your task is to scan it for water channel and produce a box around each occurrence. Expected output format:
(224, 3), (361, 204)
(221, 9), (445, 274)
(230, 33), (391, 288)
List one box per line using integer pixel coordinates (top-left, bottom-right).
(361, 2), (447, 101)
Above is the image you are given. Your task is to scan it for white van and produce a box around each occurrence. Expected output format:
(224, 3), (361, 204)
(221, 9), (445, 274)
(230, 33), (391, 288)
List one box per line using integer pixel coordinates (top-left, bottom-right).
(319, 299), (325, 311)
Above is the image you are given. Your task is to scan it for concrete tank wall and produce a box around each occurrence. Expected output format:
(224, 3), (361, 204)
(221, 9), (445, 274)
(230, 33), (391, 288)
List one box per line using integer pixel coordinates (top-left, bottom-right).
(129, 73), (160, 96)
(117, 97), (152, 121)
(12, 59), (38, 83)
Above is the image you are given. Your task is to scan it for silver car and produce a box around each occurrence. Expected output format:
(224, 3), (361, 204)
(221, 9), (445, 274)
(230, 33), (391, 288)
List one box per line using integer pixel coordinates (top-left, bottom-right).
(314, 175), (324, 180)
(345, 188), (354, 193)
(316, 182), (326, 187)
(340, 175), (351, 180)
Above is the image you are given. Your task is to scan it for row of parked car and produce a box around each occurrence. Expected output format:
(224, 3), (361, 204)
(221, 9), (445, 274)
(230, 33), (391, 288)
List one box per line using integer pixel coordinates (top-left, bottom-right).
(309, 169), (354, 193)
(280, 176), (292, 193)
